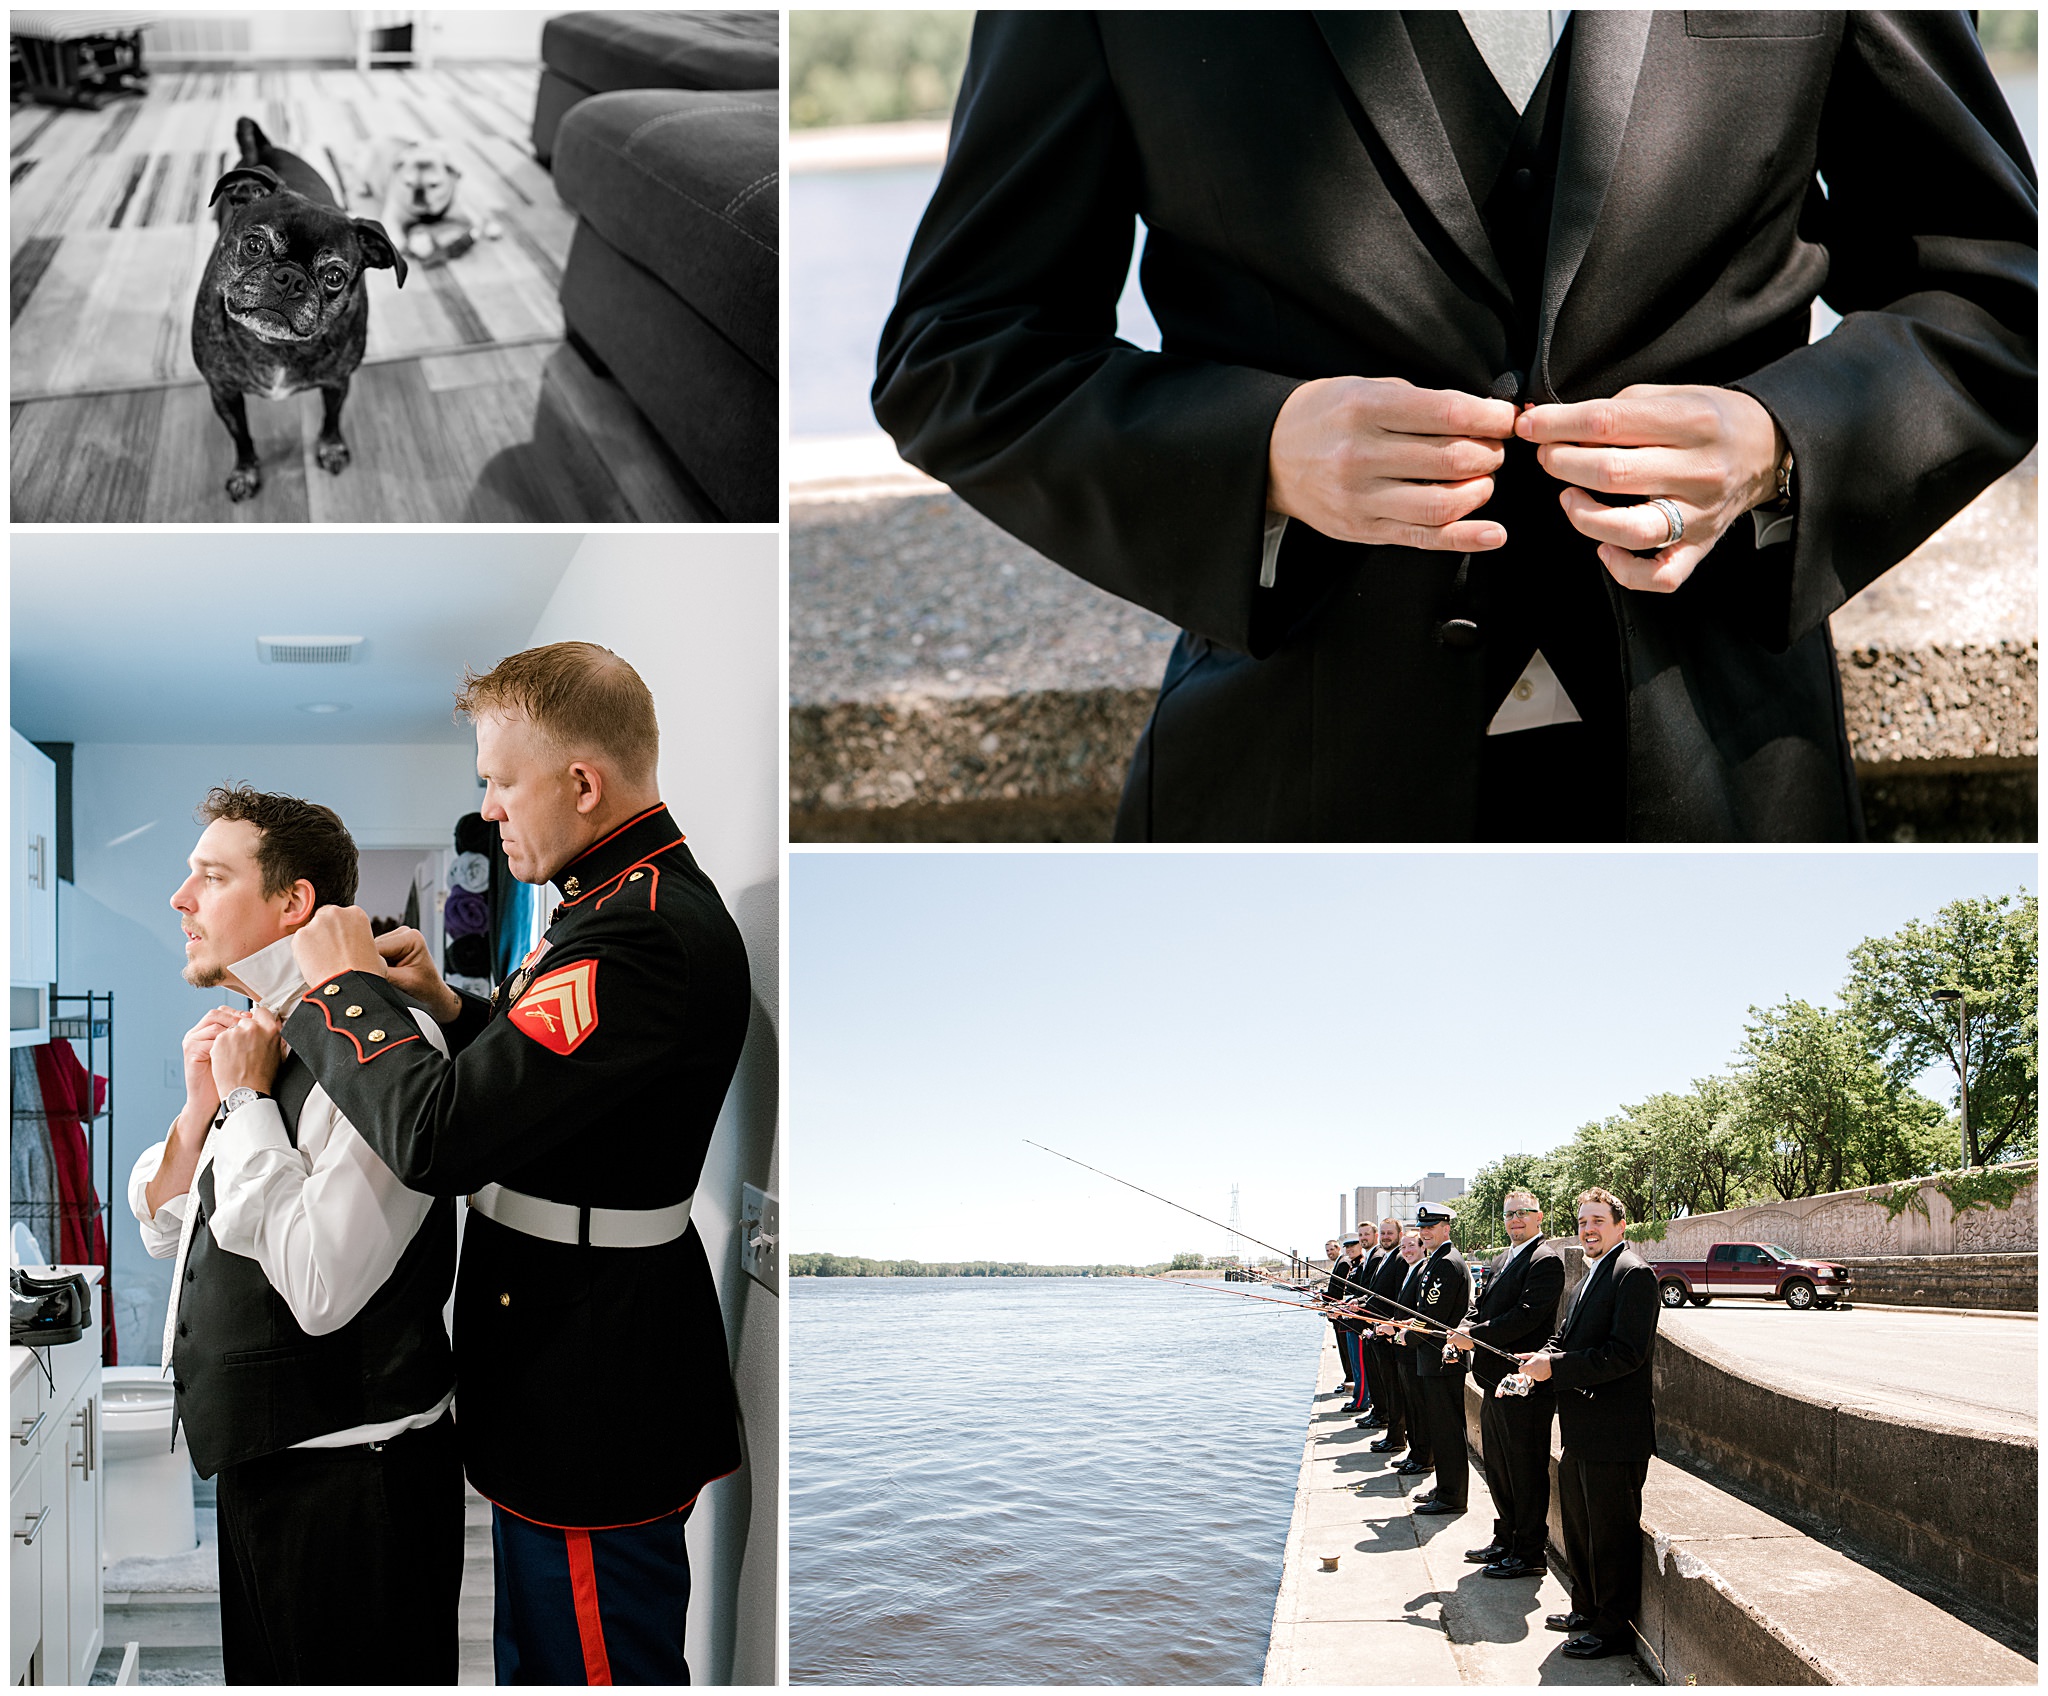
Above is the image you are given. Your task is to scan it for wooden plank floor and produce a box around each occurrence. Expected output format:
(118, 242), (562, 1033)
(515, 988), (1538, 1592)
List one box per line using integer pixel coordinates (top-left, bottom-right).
(11, 66), (714, 522)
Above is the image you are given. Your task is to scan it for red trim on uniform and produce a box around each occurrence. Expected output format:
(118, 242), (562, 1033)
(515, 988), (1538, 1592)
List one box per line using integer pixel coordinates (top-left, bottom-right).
(310, 995), (424, 1064)
(564, 1529), (614, 1685)
(480, 1462), (742, 1532)
(593, 860), (661, 914)
(579, 803), (670, 859)
(558, 836), (689, 909)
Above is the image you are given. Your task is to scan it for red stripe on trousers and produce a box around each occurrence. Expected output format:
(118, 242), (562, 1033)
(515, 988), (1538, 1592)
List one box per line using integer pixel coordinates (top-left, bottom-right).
(565, 1528), (614, 1685)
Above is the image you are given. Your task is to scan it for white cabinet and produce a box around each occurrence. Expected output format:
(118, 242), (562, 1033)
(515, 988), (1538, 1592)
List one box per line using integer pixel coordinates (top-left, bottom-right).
(9, 1273), (102, 1686)
(11, 729), (59, 1048)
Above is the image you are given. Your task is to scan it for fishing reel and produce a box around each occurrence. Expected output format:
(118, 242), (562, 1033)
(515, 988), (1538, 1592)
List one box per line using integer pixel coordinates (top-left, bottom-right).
(1494, 1372), (1536, 1399)
(1441, 1339), (1462, 1366)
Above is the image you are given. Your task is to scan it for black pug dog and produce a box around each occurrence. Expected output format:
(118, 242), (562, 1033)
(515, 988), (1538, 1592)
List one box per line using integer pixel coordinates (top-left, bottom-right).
(192, 117), (406, 502)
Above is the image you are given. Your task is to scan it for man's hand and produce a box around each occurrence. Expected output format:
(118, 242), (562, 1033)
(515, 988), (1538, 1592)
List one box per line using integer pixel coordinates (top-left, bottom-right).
(211, 1007), (284, 1097)
(1446, 1328), (1476, 1353)
(146, 1007), (245, 1217)
(1268, 376), (1518, 551)
(290, 905), (386, 988)
(375, 925), (463, 1024)
(1517, 384), (1785, 593)
(1515, 1350), (1555, 1382)
(179, 1006), (246, 1129)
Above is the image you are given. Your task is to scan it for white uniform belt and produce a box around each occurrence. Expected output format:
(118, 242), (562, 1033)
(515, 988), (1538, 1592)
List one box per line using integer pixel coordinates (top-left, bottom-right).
(468, 1183), (693, 1250)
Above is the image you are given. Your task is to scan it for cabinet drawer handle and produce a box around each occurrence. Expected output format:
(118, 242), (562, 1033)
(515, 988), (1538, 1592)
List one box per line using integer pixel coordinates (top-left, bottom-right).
(15, 1506), (50, 1546)
(13, 1410), (46, 1446)
(71, 1403), (94, 1480)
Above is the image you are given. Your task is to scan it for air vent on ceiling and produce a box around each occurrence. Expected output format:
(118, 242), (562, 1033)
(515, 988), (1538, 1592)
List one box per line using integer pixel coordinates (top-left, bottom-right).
(257, 635), (365, 666)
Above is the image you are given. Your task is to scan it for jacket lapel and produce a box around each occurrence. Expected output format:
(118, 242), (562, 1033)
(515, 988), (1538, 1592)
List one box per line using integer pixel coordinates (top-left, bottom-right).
(1537, 10), (1654, 399)
(1314, 10), (1515, 309)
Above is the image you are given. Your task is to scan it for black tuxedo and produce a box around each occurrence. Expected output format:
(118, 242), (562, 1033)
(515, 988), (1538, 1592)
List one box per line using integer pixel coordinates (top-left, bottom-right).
(875, 12), (2036, 841)
(1468, 1236), (1565, 1558)
(1366, 1248), (1415, 1449)
(1547, 1243), (1661, 1641)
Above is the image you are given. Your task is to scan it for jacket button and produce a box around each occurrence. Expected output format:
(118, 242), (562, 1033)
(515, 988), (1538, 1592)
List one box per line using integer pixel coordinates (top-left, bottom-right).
(367, 1029), (386, 1042)
(345, 1005), (362, 1018)
(499, 1293), (511, 1307)
(177, 1322), (189, 1336)
(185, 1267), (195, 1282)
(1488, 370), (1524, 403)
(1437, 618), (1480, 649)
(1512, 167), (1533, 192)
(323, 983), (339, 996)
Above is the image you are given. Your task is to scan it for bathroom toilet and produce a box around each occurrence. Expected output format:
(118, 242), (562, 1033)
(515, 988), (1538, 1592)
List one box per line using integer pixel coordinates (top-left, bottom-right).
(100, 1367), (196, 1561)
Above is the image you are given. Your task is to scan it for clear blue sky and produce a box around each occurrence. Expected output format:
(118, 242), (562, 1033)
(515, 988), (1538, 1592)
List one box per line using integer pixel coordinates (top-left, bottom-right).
(790, 851), (2033, 1263)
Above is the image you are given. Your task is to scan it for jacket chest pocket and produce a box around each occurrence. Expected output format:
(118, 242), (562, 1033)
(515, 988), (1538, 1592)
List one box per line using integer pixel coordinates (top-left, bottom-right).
(1684, 12), (1825, 37)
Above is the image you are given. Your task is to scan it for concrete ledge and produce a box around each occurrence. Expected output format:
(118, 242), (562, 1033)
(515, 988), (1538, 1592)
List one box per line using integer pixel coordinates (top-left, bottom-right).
(1650, 1316), (2036, 1640)
(791, 452), (2036, 842)
(1451, 1378), (2035, 1685)
(1833, 1251), (2037, 1311)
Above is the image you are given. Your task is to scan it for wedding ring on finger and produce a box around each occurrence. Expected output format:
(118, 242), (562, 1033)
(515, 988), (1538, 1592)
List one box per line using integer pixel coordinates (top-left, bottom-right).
(1645, 496), (1685, 549)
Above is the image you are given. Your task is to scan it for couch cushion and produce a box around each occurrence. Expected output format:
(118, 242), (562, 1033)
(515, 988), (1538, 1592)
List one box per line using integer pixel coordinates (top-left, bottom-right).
(554, 87), (778, 370)
(541, 11), (779, 98)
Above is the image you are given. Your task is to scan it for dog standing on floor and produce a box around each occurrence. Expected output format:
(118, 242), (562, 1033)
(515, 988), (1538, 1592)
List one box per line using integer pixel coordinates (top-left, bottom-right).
(192, 117), (406, 503)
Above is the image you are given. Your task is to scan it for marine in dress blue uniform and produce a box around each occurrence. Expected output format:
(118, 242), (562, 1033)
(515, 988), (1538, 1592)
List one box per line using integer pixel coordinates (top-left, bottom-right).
(284, 803), (750, 1684)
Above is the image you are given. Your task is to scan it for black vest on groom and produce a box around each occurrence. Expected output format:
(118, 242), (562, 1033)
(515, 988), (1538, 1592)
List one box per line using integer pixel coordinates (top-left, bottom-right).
(171, 1050), (455, 1478)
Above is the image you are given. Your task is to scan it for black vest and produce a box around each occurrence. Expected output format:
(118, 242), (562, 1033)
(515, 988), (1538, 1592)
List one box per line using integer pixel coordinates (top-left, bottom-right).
(1407, 13), (1629, 835)
(171, 1050), (456, 1478)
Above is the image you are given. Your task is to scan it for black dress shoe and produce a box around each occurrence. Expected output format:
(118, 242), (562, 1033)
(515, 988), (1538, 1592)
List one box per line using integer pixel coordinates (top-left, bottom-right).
(1391, 1459), (1429, 1475)
(1563, 1634), (1631, 1660)
(1545, 1612), (1590, 1634)
(1354, 1416), (1383, 1429)
(1482, 1554), (1546, 1579)
(1368, 1437), (1404, 1453)
(1414, 1498), (1464, 1515)
(1463, 1543), (1506, 1564)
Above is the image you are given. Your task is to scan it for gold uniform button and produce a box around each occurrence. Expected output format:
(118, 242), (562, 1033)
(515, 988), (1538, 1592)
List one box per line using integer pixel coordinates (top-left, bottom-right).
(1513, 679), (1535, 701)
(367, 1029), (386, 1042)
(629, 871), (645, 882)
(499, 1293), (511, 1307)
(345, 1004), (363, 1017)
(323, 983), (339, 996)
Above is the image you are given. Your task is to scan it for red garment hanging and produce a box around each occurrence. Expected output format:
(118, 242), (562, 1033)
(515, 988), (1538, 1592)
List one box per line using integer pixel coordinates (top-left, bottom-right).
(32, 1040), (116, 1363)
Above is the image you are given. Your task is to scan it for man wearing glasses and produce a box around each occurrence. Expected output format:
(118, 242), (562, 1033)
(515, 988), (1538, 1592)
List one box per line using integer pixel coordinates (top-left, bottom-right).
(1448, 1188), (1565, 1579)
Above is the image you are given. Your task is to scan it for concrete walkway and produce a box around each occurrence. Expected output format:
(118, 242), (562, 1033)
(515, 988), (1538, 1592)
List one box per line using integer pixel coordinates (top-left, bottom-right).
(1264, 1338), (1652, 1687)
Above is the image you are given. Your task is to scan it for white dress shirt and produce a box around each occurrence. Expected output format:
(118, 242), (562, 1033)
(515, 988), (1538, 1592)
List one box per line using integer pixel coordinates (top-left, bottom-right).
(129, 936), (454, 1449)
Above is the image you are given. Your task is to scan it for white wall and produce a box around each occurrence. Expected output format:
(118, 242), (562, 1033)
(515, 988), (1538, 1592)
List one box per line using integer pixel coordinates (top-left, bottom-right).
(526, 532), (780, 1685)
(148, 10), (562, 63)
(62, 743), (481, 1362)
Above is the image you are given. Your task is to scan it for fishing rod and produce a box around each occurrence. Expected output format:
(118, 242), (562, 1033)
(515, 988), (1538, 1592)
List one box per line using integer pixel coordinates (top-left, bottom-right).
(1027, 1139), (1525, 1367)
(1144, 1277), (1330, 1314)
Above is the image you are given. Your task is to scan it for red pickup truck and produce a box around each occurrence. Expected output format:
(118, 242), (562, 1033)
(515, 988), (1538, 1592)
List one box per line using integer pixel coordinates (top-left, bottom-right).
(1647, 1243), (1853, 1312)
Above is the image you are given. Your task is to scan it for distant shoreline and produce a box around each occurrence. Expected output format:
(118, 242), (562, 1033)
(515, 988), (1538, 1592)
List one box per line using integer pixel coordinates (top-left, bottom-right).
(790, 1254), (1308, 1280)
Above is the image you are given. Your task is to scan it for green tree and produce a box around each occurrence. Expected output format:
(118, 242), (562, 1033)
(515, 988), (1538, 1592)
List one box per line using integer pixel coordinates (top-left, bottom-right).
(1169, 1251), (1205, 1271)
(1733, 998), (1946, 1196)
(1844, 891), (2037, 1168)
(1450, 1152), (1565, 1254)
(789, 11), (976, 129)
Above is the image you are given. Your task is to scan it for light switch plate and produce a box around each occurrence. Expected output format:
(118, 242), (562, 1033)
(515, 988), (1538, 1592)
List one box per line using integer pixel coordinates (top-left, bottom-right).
(740, 1183), (778, 1294)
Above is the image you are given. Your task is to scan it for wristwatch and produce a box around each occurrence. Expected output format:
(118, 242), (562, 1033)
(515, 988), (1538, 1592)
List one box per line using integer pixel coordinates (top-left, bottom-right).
(218, 1087), (271, 1121)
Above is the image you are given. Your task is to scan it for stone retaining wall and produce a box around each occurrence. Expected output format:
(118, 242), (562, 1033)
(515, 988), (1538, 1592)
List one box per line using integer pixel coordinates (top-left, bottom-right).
(1833, 1252), (2037, 1311)
(1657, 1164), (2037, 1261)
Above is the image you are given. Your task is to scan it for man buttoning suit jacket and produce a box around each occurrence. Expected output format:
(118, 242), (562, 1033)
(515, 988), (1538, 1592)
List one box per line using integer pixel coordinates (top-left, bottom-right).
(1455, 1219), (1565, 1576)
(874, 12), (2036, 842)
(1518, 1189), (1660, 1662)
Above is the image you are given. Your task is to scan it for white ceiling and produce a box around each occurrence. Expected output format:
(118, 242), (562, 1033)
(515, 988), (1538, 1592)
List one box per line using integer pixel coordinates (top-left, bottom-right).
(11, 532), (583, 745)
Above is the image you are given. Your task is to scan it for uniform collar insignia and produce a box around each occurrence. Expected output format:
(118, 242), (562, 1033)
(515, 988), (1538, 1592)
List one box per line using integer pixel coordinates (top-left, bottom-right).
(554, 803), (687, 907)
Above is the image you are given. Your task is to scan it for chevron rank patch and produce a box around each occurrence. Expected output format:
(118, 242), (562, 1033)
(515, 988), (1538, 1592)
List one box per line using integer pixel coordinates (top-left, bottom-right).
(509, 959), (599, 1055)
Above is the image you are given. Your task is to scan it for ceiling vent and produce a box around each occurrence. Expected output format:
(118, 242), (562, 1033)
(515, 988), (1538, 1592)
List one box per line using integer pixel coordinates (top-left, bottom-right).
(256, 635), (365, 666)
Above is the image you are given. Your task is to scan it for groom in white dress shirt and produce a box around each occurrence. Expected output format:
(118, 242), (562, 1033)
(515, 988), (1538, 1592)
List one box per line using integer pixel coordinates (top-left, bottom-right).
(128, 784), (460, 1684)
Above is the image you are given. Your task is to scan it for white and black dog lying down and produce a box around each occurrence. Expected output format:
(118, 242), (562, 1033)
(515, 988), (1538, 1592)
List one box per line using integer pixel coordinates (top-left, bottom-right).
(190, 117), (406, 503)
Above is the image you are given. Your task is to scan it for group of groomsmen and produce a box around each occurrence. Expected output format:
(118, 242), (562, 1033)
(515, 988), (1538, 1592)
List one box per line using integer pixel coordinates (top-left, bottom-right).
(1315, 1186), (1661, 1664)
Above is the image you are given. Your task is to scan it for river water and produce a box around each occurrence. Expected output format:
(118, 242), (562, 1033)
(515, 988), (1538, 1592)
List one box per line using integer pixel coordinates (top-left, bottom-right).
(789, 1277), (1325, 1684)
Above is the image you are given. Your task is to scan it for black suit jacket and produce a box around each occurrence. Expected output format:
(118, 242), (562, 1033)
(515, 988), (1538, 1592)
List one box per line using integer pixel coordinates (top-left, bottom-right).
(1367, 1245), (1413, 1326)
(1547, 1243), (1660, 1461)
(1466, 1235), (1566, 1390)
(875, 12), (2036, 841)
